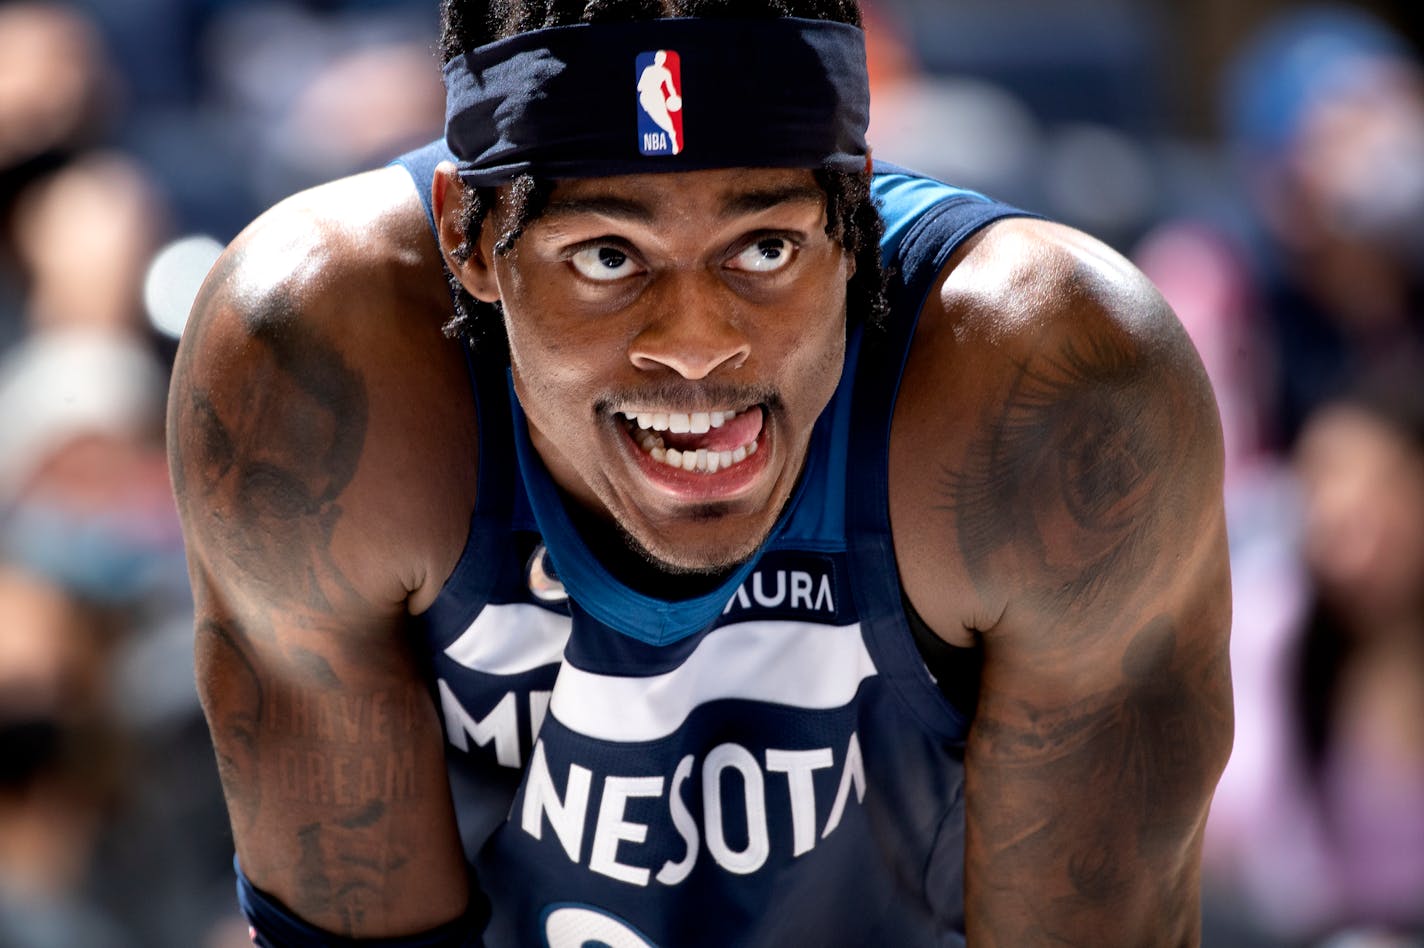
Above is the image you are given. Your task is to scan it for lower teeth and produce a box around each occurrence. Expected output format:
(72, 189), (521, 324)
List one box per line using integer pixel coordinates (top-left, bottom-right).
(629, 422), (757, 473)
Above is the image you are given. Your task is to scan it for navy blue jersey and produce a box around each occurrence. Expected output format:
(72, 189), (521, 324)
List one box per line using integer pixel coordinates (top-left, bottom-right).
(395, 142), (1026, 947)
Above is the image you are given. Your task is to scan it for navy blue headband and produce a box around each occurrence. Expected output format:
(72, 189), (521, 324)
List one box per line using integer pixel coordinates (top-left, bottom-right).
(443, 17), (870, 186)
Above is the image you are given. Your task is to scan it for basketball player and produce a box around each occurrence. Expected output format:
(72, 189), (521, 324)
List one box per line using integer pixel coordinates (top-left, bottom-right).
(168, 0), (1233, 944)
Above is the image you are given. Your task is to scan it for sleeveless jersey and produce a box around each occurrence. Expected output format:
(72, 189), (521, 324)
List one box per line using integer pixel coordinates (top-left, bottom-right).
(395, 141), (1026, 947)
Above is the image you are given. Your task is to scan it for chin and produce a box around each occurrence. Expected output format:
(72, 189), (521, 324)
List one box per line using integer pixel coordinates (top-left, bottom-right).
(630, 520), (769, 577)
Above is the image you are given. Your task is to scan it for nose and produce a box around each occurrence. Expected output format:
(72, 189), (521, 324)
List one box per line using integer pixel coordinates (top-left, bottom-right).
(627, 272), (751, 380)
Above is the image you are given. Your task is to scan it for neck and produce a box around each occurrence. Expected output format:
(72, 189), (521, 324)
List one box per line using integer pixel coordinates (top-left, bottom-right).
(563, 500), (739, 601)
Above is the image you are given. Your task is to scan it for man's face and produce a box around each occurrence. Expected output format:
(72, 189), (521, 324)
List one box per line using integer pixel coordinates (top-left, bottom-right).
(478, 167), (852, 574)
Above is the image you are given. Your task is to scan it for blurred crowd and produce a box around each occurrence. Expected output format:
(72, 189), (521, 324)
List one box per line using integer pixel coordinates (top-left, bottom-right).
(0, 0), (1421, 945)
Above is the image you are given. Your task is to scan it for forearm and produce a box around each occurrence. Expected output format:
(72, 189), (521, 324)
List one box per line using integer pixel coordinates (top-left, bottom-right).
(963, 617), (1231, 946)
(198, 611), (471, 938)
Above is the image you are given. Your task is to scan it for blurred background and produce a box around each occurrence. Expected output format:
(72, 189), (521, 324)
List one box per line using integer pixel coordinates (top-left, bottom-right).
(0, 0), (1422, 944)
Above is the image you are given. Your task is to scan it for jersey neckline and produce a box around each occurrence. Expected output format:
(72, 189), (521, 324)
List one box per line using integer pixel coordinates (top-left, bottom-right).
(507, 370), (839, 646)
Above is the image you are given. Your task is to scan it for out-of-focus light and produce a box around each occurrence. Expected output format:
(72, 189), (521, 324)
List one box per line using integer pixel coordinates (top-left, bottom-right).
(1042, 123), (1155, 239)
(143, 235), (225, 339)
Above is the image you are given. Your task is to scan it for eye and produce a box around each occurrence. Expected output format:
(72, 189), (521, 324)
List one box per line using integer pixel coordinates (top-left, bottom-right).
(570, 244), (643, 282)
(728, 236), (796, 274)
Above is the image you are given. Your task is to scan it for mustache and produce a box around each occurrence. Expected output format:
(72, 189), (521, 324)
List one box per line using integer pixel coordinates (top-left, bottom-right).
(595, 382), (784, 415)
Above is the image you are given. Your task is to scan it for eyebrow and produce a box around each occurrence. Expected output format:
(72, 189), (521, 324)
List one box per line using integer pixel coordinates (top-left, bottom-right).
(539, 183), (826, 226)
(723, 184), (827, 217)
(541, 195), (656, 224)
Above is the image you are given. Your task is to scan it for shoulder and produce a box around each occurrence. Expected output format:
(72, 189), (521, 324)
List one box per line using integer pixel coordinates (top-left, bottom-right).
(890, 216), (1225, 642)
(197, 166), (445, 320)
(169, 166), (476, 618)
(933, 216), (1185, 359)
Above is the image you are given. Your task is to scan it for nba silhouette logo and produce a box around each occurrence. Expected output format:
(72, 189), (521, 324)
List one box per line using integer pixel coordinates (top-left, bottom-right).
(636, 50), (683, 156)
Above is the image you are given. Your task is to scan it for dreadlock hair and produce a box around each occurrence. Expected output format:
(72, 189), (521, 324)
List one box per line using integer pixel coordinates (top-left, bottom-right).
(437, 0), (886, 353)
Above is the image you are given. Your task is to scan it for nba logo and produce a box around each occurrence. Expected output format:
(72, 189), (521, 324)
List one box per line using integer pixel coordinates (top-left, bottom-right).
(636, 50), (683, 156)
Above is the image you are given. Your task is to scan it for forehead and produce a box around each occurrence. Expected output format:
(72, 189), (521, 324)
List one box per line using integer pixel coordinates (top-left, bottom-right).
(524, 167), (827, 225)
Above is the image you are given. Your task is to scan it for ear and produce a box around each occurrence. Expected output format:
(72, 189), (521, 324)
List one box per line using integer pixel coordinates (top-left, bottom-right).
(433, 161), (501, 303)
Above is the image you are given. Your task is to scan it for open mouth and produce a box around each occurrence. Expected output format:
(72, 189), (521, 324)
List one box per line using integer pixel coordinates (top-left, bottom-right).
(616, 407), (764, 475)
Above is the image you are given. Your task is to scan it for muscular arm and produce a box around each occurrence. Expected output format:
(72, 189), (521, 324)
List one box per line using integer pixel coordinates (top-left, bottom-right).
(169, 173), (474, 937)
(894, 220), (1233, 944)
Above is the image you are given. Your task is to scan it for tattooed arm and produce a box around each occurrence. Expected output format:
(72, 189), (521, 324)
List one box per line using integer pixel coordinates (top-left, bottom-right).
(892, 219), (1233, 945)
(168, 169), (478, 937)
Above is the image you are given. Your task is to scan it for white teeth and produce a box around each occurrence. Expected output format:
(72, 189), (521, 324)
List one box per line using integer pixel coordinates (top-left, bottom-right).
(621, 407), (747, 434)
(633, 431), (760, 474)
(621, 409), (760, 474)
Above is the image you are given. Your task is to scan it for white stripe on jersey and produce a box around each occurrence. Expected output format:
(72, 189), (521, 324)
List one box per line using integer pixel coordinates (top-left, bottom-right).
(445, 603), (572, 675)
(549, 622), (877, 742)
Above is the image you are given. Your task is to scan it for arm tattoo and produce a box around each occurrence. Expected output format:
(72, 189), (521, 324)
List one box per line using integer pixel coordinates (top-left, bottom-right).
(177, 248), (469, 935)
(967, 616), (1232, 944)
(202, 614), (433, 934)
(198, 618), (265, 837)
(173, 269), (370, 612)
(941, 331), (1182, 621)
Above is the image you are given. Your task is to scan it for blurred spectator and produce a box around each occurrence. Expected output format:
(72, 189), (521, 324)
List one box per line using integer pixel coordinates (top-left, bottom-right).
(1139, 27), (1424, 927)
(1198, 367), (1424, 944)
(0, 564), (131, 948)
(0, 152), (244, 944)
(0, 150), (175, 596)
(0, 329), (172, 597)
(0, 2), (120, 349)
(0, 3), (114, 179)
(0, 5), (445, 945)
(1225, 4), (1424, 446)
(159, 0), (442, 228)
(0, 108), (231, 948)
(0, 314), (236, 948)
(8, 152), (167, 338)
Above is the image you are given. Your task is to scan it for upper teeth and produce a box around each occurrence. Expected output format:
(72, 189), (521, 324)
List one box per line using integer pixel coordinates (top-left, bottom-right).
(627, 410), (737, 433)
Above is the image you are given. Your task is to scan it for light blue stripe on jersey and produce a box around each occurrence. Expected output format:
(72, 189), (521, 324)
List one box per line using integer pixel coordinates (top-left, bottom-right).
(872, 168), (992, 263)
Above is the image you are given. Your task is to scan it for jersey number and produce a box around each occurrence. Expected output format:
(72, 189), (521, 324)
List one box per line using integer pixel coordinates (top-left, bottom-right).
(542, 904), (658, 948)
